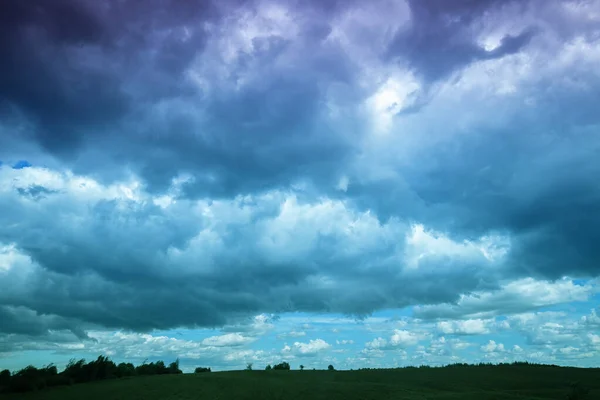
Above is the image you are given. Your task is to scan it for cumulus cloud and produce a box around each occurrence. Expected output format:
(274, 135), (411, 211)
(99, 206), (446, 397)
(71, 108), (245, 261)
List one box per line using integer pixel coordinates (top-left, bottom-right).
(481, 340), (506, 353)
(365, 329), (424, 350)
(437, 319), (492, 335)
(202, 333), (254, 347)
(414, 278), (597, 320)
(581, 308), (600, 327)
(282, 339), (331, 357)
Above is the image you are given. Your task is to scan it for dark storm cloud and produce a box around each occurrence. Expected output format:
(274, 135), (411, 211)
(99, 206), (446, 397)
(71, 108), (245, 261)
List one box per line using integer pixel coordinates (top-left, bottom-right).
(0, 181), (497, 332)
(0, 305), (91, 340)
(0, 0), (126, 153)
(402, 96), (600, 278)
(387, 0), (536, 83)
(0, 0), (215, 155)
(0, 0), (359, 197)
(1, 0), (600, 342)
(0, 145), (506, 333)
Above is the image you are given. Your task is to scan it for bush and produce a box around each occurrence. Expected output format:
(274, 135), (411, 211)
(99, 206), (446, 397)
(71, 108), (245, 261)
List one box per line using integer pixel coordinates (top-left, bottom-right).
(135, 360), (170, 376)
(273, 362), (290, 371)
(62, 356), (117, 383)
(0, 369), (11, 387)
(116, 362), (136, 378)
(194, 367), (211, 373)
(328, 364), (335, 371)
(265, 365), (272, 371)
(169, 359), (182, 374)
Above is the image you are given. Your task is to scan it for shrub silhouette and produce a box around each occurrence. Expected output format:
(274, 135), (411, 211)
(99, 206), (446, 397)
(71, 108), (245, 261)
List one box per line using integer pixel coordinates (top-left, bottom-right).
(328, 364), (335, 371)
(0, 370), (11, 387)
(265, 365), (272, 371)
(272, 362), (290, 371)
(194, 367), (211, 373)
(116, 362), (136, 377)
(169, 359), (182, 374)
(62, 356), (117, 383)
(135, 360), (172, 376)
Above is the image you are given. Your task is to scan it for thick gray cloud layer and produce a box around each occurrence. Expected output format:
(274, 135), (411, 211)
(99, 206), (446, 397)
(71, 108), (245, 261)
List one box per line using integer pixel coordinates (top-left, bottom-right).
(1, 0), (600, 341)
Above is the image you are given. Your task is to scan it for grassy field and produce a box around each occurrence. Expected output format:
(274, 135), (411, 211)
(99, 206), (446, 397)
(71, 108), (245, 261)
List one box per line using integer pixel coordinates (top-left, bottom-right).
(3, 365), (599, 400)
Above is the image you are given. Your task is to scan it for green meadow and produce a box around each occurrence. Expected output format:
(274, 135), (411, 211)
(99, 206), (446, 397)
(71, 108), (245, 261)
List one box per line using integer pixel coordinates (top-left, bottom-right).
(3, 364), (599, 400)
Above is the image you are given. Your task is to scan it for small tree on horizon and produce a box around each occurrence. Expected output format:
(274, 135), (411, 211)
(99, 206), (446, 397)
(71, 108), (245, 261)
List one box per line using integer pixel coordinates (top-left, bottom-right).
(300, 365), (304, 371)
(265, 365), (272, 371)
(246, 363), (253, 371)
(328, 364), (335, 371)
(273, 362), (290, 371)
(168, 358), (182, 374)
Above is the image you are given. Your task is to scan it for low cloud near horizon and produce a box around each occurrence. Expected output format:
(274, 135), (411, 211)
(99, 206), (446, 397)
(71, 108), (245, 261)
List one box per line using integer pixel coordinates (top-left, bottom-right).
(1, 0), (600, 371)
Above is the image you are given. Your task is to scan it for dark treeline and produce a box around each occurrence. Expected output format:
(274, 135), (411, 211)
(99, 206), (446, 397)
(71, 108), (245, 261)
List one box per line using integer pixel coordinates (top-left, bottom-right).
(0, 355), (191, 394)
(355, 361), (560, 371)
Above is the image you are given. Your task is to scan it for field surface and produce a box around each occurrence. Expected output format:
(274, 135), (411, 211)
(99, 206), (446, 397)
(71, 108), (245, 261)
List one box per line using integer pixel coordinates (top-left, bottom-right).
(3, 365), (599, 400)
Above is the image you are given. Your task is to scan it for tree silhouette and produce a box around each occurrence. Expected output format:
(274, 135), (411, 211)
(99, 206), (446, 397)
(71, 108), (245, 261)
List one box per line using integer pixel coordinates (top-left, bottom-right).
(0, 369), (10, 387)
(168, 359), (182, 374)
(273, 362), (290, 370)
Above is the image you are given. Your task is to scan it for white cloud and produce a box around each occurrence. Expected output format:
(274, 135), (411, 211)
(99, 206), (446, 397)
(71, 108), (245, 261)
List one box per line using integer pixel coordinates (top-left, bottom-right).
(513, 345), (523, 353)
(405, 224), (509, 269)
(587, 333), (600, 346)
(336, 175), (349, 192)
(223, 349), (265, 363)
(367, 74), (421, 133)
(581, 308), (600, 326)
(85, 331), (213, 360)
(202, 333), (254, 347)
(415, 278), (597, 319)
(390, 329), (421, 347)
(481, 340), (505, 353)
(365, 337), (388, 350)
(0, 243), (28, 272)
(366, 329), (423, 350)
(282, 339), (331, 357)
(437, 319), (491, 335)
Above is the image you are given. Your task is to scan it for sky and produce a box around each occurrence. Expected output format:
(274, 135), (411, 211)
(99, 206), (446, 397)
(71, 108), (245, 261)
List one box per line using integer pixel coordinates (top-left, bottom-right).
(1, 0), (600, 372)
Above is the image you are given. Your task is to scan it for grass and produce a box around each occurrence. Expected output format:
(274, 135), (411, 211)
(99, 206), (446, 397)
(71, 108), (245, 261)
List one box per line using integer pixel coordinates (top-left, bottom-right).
(3, 364), (599, 400)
